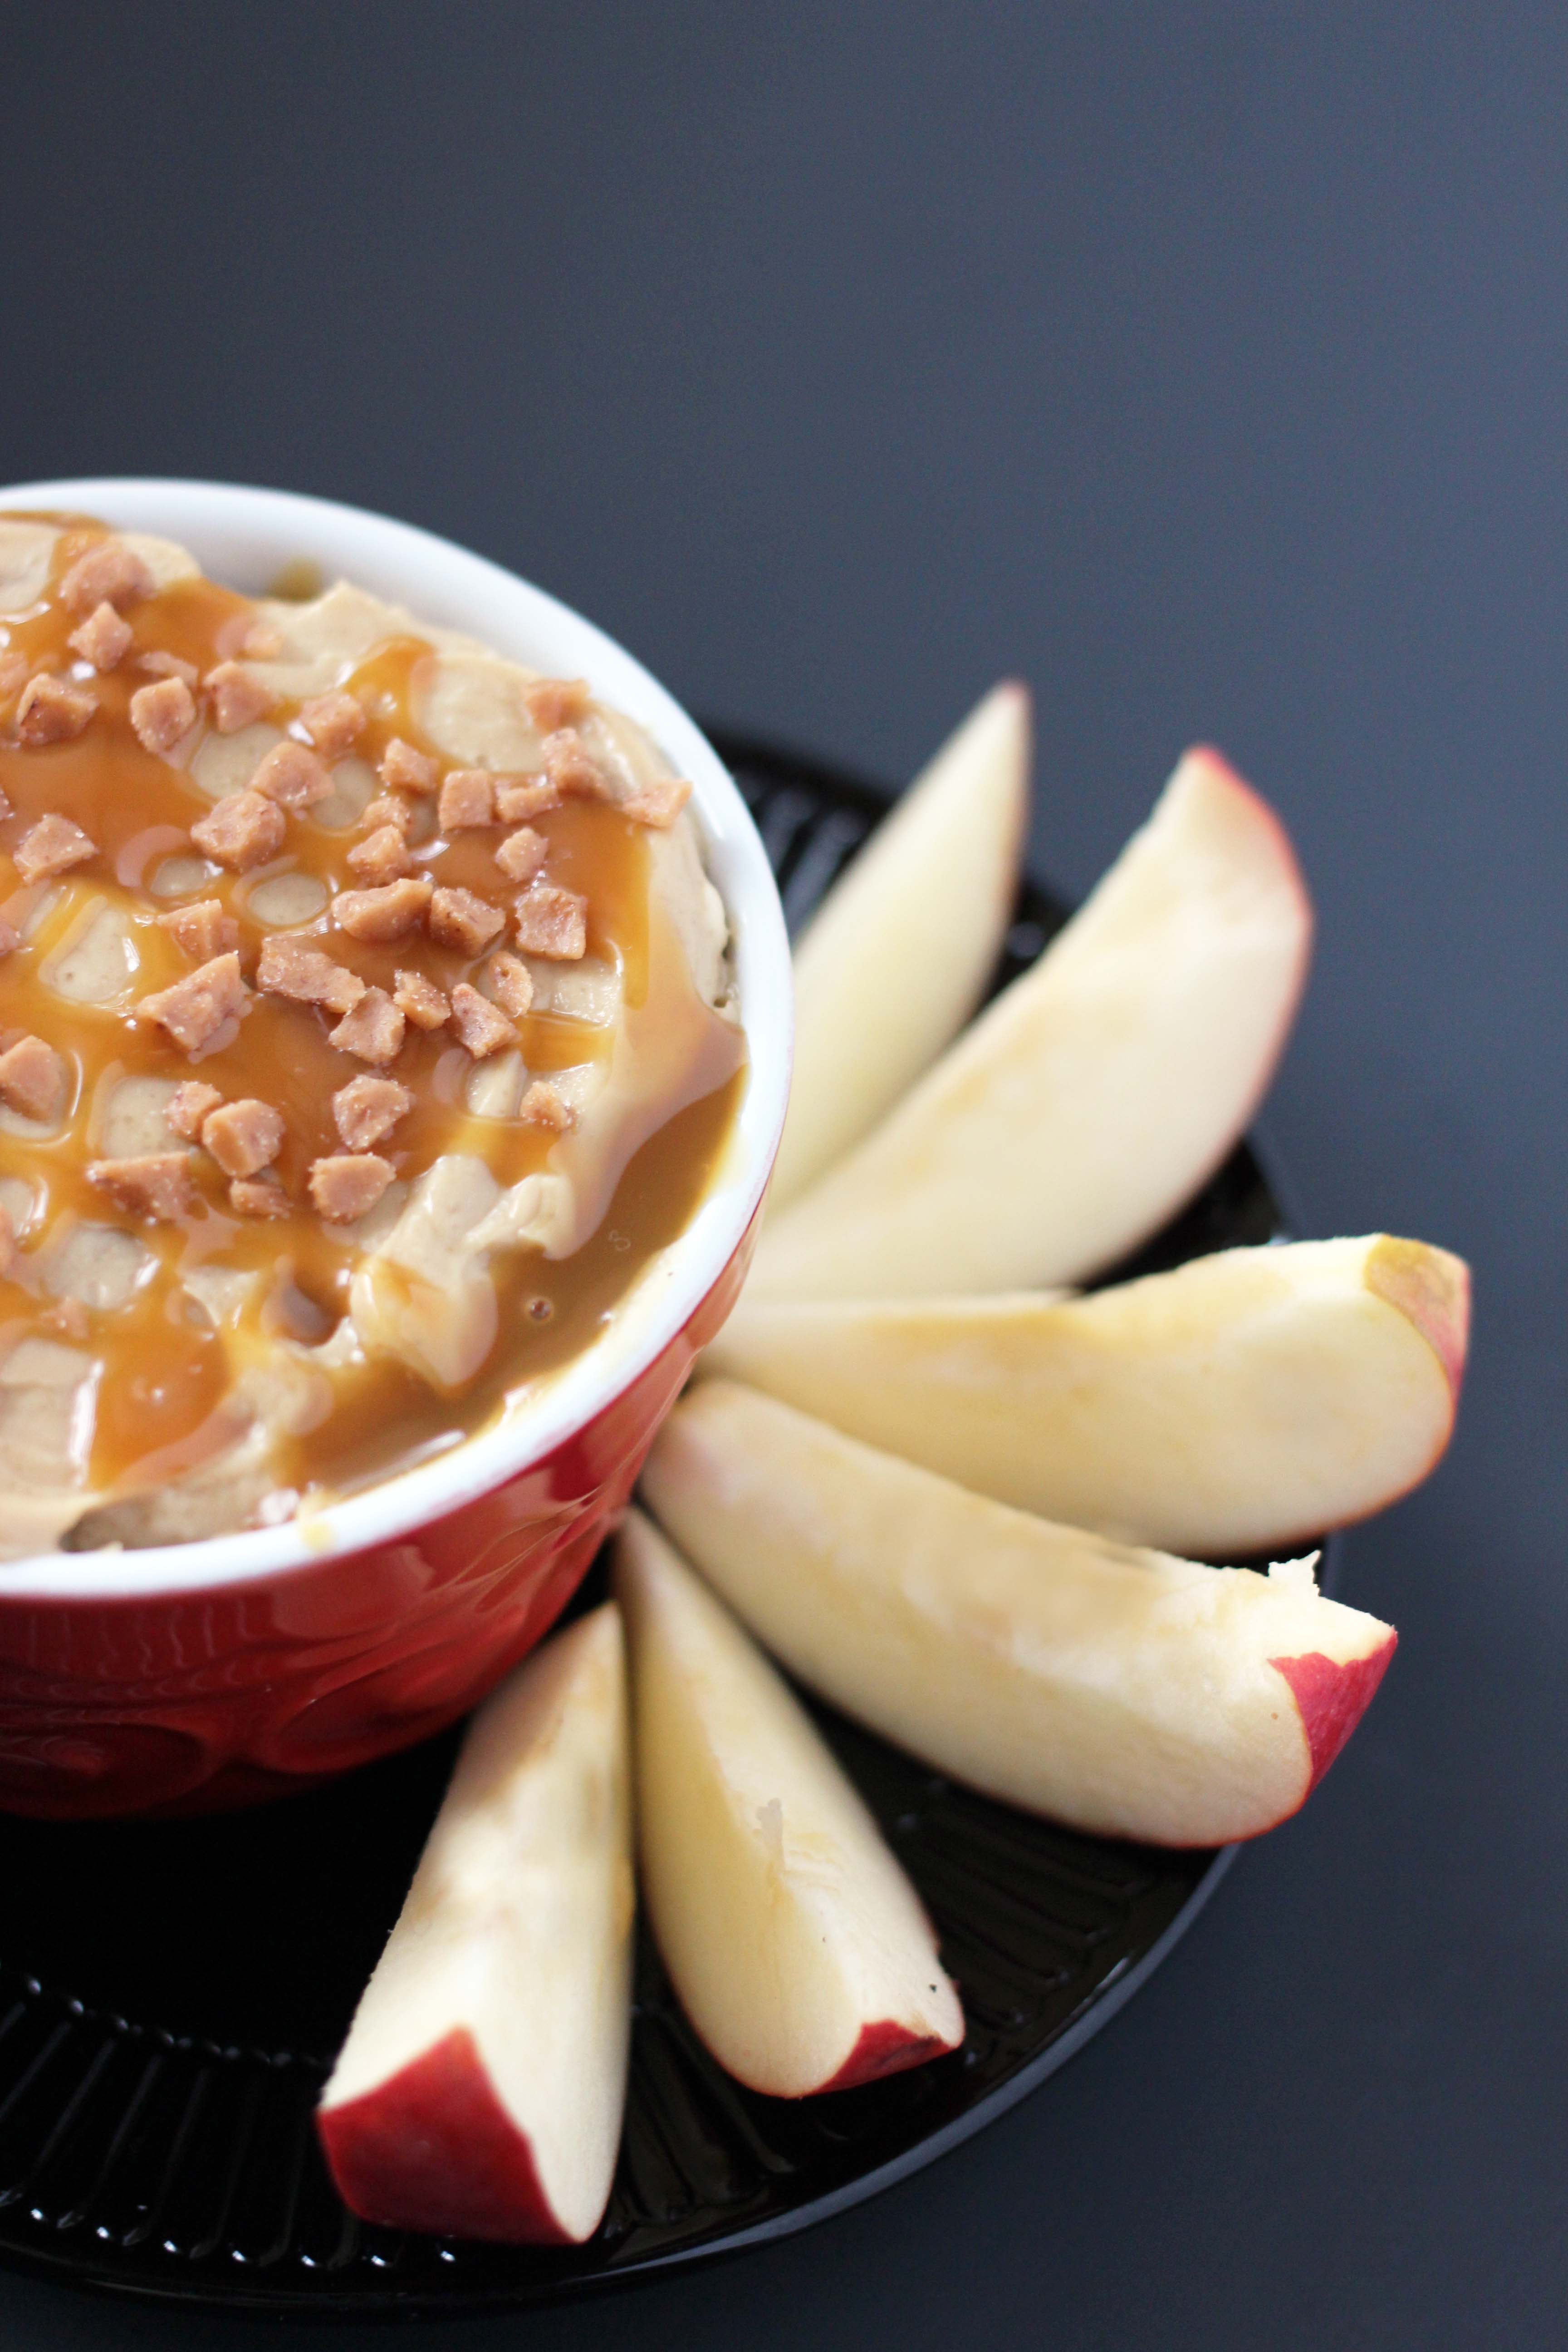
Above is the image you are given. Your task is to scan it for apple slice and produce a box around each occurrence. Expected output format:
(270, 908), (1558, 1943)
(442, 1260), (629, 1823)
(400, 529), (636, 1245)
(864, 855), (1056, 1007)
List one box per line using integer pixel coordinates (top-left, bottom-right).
(641, 1383), (1396, 1847)
(749, 746), (1313, 1299)
(318, 1604), (633, 2244)
(613, 1507), (963, 2096)
(708, 1235), (1470, 1557)
(770, 681), (1030, 1210)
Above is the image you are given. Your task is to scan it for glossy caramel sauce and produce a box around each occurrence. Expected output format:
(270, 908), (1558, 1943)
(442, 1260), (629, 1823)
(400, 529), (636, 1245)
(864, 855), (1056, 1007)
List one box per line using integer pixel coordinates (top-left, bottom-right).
(0, 516), (745, 1532)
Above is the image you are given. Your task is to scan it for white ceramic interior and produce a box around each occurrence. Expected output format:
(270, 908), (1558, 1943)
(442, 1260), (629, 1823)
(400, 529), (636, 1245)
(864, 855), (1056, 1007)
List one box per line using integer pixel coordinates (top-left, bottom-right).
(0, 477), (793, 1597)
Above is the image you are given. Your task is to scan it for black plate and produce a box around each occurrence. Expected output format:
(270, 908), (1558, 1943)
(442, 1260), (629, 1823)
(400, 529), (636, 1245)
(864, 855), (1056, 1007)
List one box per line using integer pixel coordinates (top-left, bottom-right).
(0, 731), (1310, 2318)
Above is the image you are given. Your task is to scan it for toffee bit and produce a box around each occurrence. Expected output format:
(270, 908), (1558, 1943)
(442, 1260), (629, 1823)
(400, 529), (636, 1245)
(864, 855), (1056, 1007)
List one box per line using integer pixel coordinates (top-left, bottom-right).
(428, 884), (505, 955)
(68, 601), (133, 671)
(332, 1073), (413, 1151)
(0, 651), (27, 703)
(0, 1034), (67, 1122)
(257, 936), (367, 1015)
(360, 793), (417, 838)
(0, 915), (19, 958)
(494, 824), (548, 884)
(167, 1080), (222, 1142)
(541, 728), (611, 801)
(241, 620), (284, 659)
(60, 539), (155, 616)
(230, 1174), (290, 1219)
(328, 986), (405, 1065)
(15, 813), (96, 884)
(204, 660), (274, 734)
(190, 789), (286, 872)
(346, 823), (413, 884)
(251, 739), (333, 810)
(523, 676), (590, 733)
(519, 1080), (576, 1132)
(129, 675), (197, 755)
(299, 691), (365, 761)
(201, 1097), (284, 1178)
(379, 737), (437, 794)
(158, 898), (240, 961)
(137, 951), (249, 1054)
(86, 1152), (193, 1222)
(392, 968), (451, 1030)
(437, 769), (495, 831)
(16, 673), (96, 745)
(333, 877), (432, 942)
(137, 649), (199, 685)
(310, 1152), (395, 1223)
(450, 981), (516, 1060)
(623, 778), (694, 828)
(487, 950), (534, 1018)
(513, 878), (588, 961)
(495, 774), (561, 823)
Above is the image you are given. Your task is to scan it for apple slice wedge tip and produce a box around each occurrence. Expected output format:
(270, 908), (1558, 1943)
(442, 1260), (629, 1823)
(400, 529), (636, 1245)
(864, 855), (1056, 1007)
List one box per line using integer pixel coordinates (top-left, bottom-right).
(750, 745), (1313, 1299)
(614, 1507), (964, 2097)
(318, 1604), (634, 2244)
(641, 1383), (1396, 1847)
(708, 1235), (1470, 1556)
(770, 680), (1030, 1210)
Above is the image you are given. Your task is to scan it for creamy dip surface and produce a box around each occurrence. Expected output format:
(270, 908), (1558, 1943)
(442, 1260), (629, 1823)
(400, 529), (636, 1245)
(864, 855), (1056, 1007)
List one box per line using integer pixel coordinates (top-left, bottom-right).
(0, 514), (745, 1557)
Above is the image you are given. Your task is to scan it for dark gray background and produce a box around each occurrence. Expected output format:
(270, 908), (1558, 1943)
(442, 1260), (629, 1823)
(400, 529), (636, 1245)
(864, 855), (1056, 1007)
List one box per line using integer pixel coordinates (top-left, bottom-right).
(2, 4), (1560, 2344)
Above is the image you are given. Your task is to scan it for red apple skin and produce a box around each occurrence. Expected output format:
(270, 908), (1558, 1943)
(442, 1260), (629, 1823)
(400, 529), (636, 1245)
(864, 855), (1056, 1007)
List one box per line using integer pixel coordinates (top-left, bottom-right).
(1222, 1242), (1476, 1552)
(319, 2028), (572, 2245)
(818, 2015), (962, 2093)
(1308, 1241), (1472, 1538)
(1270, 1631), (1399, 1796)
(1250, 1241), (1470, 1551)
(1218, 1238), (1470, 1553)
(1153, 1632), (1398, 1848)
(1365, 1235), (1472, 1404)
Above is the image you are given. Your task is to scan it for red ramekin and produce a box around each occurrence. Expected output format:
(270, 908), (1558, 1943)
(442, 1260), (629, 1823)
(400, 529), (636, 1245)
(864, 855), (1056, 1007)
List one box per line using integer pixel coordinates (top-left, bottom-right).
(0, 479), (793, 1818)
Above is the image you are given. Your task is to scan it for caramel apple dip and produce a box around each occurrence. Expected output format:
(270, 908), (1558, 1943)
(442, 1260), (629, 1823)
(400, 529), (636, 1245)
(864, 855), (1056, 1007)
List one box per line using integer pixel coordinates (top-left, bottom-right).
(0, 514), (744, 1557)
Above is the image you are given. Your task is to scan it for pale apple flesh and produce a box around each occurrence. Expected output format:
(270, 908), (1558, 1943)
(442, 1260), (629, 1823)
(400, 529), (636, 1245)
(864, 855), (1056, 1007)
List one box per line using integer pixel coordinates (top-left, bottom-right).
(749, 746), (1313, 1300)
(641, 1383), (1396, 1848)
(318, 1605), (633, 2245)
(707, 1235), (1470, 1557)
(770, 681), (1030, 1210)
(613, 1509), (964, 2097)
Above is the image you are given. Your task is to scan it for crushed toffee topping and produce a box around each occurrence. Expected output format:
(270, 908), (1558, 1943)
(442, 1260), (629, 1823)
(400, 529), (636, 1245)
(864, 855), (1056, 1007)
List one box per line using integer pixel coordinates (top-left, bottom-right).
(0, 513), (743, 1551)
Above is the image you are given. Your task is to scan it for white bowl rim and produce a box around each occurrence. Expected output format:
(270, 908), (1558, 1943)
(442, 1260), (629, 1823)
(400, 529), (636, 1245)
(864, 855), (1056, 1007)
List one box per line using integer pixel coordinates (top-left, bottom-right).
(0, 477), (793, 1600)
